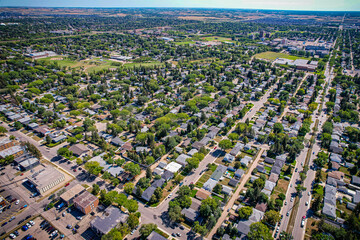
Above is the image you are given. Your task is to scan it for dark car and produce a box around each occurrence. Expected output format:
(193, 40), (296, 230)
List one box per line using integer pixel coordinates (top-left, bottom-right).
(25, 215), (32, 220)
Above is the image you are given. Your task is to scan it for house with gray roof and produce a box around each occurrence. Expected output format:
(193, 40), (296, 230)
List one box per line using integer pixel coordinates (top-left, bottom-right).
(224, 153), (235, 163)
(230, 142), (244, 156)
(211, 165), (227, 181)
(236, 208), (264, 235)
(142, 186), (156, 202)
(181, 208), (198, 222)
(203, 178), (218, 192)
(271, 166), (282, 175)
(90, 206), (128, 235)
(111, 137), (125, 147)
(147, 231), (168, 240)
(240, 156), (252, 167)
(235, 169), (245, 179)
(352, 176), (360, 186)
(322, 203), (337, 219)
(161, 170), (174, 181)
(151, 178), (165, 189)
(175, 154), (190, 166)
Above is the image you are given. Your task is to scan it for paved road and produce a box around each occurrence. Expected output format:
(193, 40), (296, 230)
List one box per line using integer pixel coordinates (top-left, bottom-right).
(277, 47), (335, 239)
(208, 149), (265, 239)
(291, 60), (335, 240)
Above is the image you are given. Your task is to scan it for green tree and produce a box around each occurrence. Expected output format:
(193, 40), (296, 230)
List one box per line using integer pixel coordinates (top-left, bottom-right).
(0, 126), (8, 135)
(14, 121), (23, 130)
(273, 123), (284, 133)
(219, 139), (232, 150)
(124, 182), (135, 195)
(139, 223), (157, 237)
(92, 184), (100, 195)
(228, 133), (239, 141)
(85, 161), (104, 176)
(168, 204), (183, 222)
(124, 162), (141, 176)
(238, 206), (253, 220)
(247, 222), (272, 240)
(264, 210), (281, 226)
(67, 137), (77, 144)
(125, 199), (138, 213)
(127, 214), (139, 229)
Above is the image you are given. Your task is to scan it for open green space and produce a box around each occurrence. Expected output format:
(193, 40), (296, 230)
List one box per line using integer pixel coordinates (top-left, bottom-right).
(38, 56), (163, 72)
(254, 51), (310, 61)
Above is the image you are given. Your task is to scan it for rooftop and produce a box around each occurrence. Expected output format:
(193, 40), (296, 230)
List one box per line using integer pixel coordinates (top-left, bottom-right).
(27, 166), (64, 189)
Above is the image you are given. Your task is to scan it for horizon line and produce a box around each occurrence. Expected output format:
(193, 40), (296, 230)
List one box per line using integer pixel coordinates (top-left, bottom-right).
(0, 6), (360, 12)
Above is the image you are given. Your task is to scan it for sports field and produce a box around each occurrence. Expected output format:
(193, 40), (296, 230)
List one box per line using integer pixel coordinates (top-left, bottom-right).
(254, 51), (310, 61)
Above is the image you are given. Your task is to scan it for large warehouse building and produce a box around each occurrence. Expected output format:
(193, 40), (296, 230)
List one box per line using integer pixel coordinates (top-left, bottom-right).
(27, 167), (65, 194)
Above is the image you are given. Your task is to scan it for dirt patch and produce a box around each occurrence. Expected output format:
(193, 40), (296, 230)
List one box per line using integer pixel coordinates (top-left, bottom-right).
(305, 218), (319, 240)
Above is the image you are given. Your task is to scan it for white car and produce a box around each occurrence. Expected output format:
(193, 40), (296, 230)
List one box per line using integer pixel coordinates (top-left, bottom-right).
(9, 233), (16, 239)
(305, 201), (309, 206)
(29, 220), (35, 226)
(50, 230), (58, 237)
(308, 192), (311, 196)
(26, 223), (32, 228)
(301, 219), (305, 227)
(290, 197), (294, 202)
(15, 200), (20, 205)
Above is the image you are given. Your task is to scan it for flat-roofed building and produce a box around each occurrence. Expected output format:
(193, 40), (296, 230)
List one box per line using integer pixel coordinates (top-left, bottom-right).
(73, 190), (99, 214)
(27, 167), (65, 194)
(0, 145), (24, 159)
(60, 184), (85, 205)
(0, 138), (16, 151)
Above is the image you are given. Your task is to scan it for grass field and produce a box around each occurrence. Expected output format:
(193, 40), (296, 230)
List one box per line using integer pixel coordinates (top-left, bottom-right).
(201, 36), (235, 43)
(123, 61), (164, 68)
(38, 56), (163, 72)
(254, 51), (310, 61)
(174, 41), (196, 45)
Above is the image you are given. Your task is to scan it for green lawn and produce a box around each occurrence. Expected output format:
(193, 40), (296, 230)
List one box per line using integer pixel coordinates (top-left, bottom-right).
(123, 61), (164, 68)
(38, 56), (121, 73)
(254, 51), (310, 61)
(174, 41), (196, 45)
(201, 36), (235, 43)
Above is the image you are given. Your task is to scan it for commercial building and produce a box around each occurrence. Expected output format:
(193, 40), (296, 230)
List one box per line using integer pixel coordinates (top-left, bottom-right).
(25, 51), (57, 59)
(18, 157), (40, 171)
(0, 145), (24, 159)
(0, 138), (16, 151)
(27, 167), (65, 194)
(90, 206), (128, 235)
(73, 190), (99, 214)
(60, 184), (85, 205)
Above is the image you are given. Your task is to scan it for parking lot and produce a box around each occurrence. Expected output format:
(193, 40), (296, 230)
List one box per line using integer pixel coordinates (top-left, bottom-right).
(42, 204), (100, 240)
(6, 216), (63, 240)
(0, 166), (37, 227)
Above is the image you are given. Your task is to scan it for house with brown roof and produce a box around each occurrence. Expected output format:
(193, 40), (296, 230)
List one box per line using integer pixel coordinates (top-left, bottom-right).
(328, 171), (344, 181)
(195, 188), (211, 200)
(73, 190), (99, 214)
(255, 202), (267, 213)
(69, 144), (90, 157)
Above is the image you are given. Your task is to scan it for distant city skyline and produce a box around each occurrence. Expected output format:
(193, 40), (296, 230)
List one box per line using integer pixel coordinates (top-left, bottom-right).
(1, 0), (360, 11)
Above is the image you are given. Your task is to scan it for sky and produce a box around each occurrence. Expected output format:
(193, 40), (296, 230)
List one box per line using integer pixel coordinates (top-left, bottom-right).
(0, 0), (360, 11)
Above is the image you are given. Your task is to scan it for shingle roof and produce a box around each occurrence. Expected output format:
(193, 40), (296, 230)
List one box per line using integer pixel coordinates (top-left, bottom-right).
(91, 206), (128, 235)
